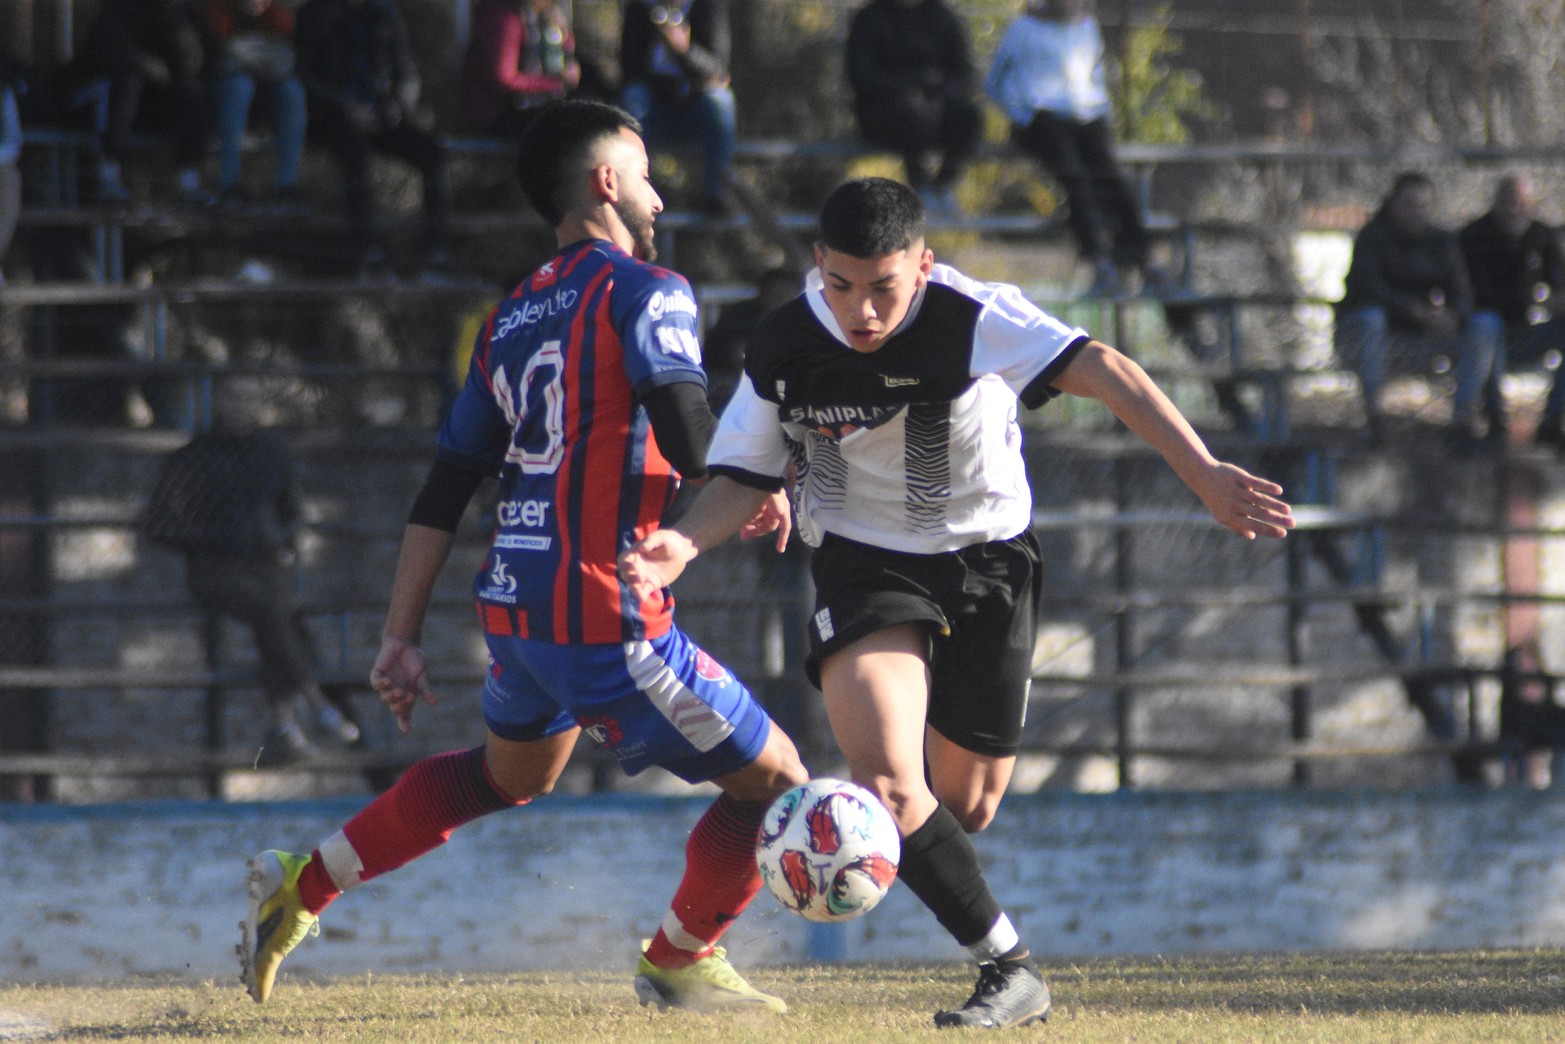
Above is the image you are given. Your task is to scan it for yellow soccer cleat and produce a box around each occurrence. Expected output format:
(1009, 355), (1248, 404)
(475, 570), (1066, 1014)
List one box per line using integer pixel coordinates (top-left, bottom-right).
(237, 850), (320, 1003)
(633, 942), (788, 1014)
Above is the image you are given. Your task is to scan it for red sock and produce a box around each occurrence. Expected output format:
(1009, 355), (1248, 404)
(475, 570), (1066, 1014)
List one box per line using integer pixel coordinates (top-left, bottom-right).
(645, 793), (767, 969)
(296, 746), (522, 914)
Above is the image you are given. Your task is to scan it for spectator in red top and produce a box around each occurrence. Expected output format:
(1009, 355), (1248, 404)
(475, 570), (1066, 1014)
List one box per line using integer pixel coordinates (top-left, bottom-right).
(459, 0), (580, 138)
(201, 0), (308, 211)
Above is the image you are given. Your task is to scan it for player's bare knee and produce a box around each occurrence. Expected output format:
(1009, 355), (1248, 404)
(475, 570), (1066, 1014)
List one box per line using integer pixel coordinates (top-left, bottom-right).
(489, 770), (559, 804)
(949, 800), (997, 834)
(857, 776), (932, 835)
(717, 749), (808, 803)
(743, 722), (810, 799)
(483, 752), (565, 803)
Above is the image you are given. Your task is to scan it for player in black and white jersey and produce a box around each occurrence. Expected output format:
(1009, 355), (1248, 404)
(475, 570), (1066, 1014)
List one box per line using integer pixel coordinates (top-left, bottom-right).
(622, 177), (1294, 1030)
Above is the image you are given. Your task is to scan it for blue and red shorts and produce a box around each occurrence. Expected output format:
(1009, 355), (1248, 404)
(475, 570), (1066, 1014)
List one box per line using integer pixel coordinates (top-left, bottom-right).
(480, 623), (773, 784)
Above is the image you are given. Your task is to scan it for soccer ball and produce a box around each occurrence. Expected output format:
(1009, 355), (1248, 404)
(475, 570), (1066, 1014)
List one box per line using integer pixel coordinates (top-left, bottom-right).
(756, 778), (900, 923)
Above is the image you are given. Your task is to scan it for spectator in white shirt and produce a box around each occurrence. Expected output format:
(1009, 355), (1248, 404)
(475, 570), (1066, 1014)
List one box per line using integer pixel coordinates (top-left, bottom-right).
(985, 0), (1156, 296)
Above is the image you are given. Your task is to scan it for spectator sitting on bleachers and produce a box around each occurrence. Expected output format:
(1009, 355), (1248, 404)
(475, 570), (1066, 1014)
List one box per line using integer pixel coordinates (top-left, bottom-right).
(200, 0), (308, 213)
(0, 61), (21, 283)
(1459, 173), (1565, 453)
(459, 0), (579, 139)
(59, 0), (213, 206)
(618, 0), (736, 216)
(845, 0), (981, 217)
(294, 0), (452, 270)
(1335, 171), (1493, 449)
(984, 0), (1164, 298)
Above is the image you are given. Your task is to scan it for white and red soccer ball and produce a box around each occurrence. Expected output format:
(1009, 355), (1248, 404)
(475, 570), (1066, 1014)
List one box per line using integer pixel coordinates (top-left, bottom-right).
(756, 778), (900, 923)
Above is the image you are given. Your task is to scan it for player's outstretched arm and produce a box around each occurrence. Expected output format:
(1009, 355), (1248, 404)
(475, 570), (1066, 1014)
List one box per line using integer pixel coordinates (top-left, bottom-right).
(1049, 340), (1295, 541)
(619, 475), (775, 599)
(620, 528), (699, 601)
(371, 523), (454, 732)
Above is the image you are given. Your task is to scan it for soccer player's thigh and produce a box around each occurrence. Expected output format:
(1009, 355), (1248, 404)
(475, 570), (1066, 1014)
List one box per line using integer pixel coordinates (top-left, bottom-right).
(480, 636), (583, 799)
(808, 540), (946, 830)
(925, 539), (1040, 832)
(925, 648), (1025, 832)
(816, 624), (933, 774)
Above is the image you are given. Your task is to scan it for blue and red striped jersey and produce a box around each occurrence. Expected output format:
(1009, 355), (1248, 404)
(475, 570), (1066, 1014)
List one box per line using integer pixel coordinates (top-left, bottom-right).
(439, 238), (707, 644)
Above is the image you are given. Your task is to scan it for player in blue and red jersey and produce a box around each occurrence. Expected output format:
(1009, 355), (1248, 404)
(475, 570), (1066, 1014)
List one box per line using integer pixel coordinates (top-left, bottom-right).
(448, 198), (705, 646)
(239, 100), (808, 1014)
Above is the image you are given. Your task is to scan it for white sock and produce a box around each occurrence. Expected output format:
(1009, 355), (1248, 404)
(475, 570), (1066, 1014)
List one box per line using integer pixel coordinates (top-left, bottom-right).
(657, 910), (710, 956)
(316, 829), (365, 893)
(966, 913), (1020, 963)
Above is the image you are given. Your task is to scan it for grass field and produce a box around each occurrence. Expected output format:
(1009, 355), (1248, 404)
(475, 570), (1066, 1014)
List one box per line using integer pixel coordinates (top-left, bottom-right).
(2, 950), (1562, 1041)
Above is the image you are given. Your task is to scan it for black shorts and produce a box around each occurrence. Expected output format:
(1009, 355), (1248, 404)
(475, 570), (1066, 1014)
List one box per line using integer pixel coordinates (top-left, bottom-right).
(805, 529), (1042, 758)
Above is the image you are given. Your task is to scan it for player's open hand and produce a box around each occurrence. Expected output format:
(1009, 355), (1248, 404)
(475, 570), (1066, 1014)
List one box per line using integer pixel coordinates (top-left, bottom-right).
(370, 636), (437, 734)
(619, 530), (699, 601)
(1194, 461), (1295, 540)
(739, 490), (792, 552)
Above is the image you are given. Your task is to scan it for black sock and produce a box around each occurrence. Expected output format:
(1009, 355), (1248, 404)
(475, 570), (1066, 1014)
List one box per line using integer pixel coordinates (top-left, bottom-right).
(996, 942), (1038, 973)
(895, 804), (1004, 948)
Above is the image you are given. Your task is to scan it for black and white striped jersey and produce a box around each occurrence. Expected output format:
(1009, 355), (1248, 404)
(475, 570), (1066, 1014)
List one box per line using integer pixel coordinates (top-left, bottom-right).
(708, 264), (1088, 554)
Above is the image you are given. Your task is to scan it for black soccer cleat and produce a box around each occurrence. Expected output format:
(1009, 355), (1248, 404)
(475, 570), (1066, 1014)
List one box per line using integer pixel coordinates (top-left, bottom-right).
(933, 961), (1051, 1030)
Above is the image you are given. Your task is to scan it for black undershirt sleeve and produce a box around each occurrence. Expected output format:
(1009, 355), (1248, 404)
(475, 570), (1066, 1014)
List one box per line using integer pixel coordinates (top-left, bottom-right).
(1019, 335), (1090, 410)
(643, 379), (716, 479)
(407, 454), (492, 532)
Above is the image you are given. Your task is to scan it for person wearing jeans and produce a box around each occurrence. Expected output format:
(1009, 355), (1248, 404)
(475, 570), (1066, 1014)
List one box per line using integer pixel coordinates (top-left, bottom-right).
(1335, 172), (1488, 449)
(209, 73), (305, 205)
(619, 0), (736, 214)
(203, 0), (306, 210)
(1334, 304), (1493, 449)
(1461, 174), (1565, 452)
(0, 67), (21, 282)
(64, 0), (213, 205)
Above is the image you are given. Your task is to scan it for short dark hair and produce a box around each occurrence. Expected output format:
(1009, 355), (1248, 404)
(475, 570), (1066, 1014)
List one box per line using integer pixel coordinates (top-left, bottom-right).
(515, 100), (643, 226)
(817, 177), (925, 258)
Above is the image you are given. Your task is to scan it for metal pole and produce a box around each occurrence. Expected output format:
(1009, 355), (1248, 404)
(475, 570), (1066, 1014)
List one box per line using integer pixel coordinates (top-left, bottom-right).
(202, 614), (225, 799)
(56, 0), (74, 63)
(1478, 0), (1493, 145)
(1286, 535), (1310, 786)
(1113, 457), (1135, 789)
(1298, 0), (1314, 139)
